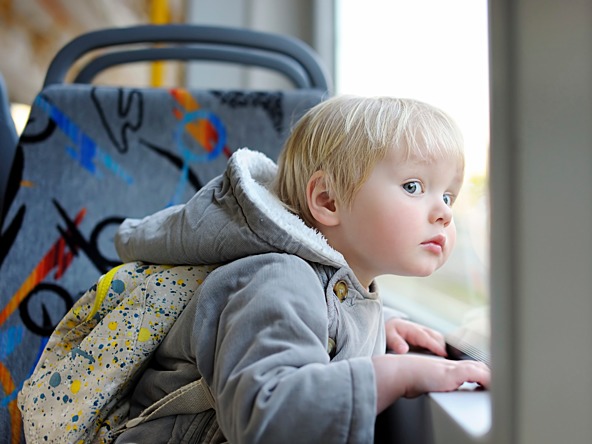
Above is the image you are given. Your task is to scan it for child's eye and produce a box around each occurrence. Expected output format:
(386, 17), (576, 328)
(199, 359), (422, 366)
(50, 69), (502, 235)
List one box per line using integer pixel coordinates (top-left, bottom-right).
(402, 181), (423, 195)
(443, 194), (454, 206)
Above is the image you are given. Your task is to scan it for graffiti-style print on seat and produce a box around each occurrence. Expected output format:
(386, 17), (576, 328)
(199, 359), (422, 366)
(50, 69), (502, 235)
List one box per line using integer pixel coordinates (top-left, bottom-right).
(34, 94), (134, 184)
(0, 199), (122, 336)
(168, 88), (231, 206)
(212, 90), (284, 133)
(91, 87), (143, 154)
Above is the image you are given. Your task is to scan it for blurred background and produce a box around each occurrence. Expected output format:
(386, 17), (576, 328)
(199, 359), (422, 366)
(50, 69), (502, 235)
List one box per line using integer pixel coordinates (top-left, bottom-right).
(1, 0), (170, 105)
(0, 0), (333, 104)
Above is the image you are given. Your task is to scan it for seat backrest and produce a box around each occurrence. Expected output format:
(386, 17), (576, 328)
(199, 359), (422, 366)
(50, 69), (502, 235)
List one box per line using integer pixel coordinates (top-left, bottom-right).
(0, 25), (329, 443)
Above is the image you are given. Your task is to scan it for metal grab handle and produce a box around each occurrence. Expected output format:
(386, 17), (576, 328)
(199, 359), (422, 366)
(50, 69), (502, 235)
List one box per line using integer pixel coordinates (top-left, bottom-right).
(43, 24), (331, 92)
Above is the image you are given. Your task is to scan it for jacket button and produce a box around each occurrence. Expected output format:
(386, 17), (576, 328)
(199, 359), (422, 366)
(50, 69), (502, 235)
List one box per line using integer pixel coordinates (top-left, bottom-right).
(327, 337), (336, 356)
(333, 280), (348, 302)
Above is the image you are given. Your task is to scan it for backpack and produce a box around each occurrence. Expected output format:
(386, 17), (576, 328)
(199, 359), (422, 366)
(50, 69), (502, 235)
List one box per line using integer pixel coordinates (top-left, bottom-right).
(18, 261), (218, 443)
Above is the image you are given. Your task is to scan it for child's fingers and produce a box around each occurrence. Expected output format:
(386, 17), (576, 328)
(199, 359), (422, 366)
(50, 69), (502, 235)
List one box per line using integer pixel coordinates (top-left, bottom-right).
(395, 355), (491, 398)
(458, 360), (491, 389)
(423, 329), (447, 356)
(433, 358), (492, 392)
(386, 319), (447, 356)
(388, 332), (410, 354)
(408, 326), (447, 357)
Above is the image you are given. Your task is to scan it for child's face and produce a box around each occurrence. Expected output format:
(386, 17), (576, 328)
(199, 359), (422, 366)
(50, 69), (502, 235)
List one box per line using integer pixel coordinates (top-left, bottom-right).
(330, 148), (464, 287)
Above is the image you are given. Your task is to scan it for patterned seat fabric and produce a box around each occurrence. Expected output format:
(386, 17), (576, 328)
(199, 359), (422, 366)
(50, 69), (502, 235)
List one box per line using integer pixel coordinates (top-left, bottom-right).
(0, 83), (325, 442)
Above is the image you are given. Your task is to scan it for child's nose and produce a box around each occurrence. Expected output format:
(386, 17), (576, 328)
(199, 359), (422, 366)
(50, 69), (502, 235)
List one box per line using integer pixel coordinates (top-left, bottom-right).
(430, 199), (453, 226)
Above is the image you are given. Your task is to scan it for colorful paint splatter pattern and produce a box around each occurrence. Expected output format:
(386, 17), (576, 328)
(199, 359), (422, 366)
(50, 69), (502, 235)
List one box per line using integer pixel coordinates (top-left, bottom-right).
(18, 261), (217, 444)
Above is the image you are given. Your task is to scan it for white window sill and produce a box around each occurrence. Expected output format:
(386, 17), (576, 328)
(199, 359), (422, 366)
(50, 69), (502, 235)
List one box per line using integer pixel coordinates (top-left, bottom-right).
(375, 382), (491, 444)
(428, 383), (491, 443)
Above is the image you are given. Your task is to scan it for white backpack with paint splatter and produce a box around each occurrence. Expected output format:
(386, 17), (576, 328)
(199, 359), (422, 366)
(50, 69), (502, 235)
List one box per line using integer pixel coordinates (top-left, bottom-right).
(18, 261), (218, 443)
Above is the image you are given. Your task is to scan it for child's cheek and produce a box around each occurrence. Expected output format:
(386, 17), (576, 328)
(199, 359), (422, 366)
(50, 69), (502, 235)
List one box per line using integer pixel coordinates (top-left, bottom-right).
(445, 222), (457, 256)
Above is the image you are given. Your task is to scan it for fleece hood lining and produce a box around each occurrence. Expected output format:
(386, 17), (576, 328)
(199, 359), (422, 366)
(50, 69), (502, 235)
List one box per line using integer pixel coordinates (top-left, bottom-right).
(231, 148), (347, 267)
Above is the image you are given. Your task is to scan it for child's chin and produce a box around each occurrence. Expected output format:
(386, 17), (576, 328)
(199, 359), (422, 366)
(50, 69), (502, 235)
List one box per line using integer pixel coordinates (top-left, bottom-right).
(412, 265), (440, 277)
(415, 270), (435, 277)
(396, 263), (440, 277)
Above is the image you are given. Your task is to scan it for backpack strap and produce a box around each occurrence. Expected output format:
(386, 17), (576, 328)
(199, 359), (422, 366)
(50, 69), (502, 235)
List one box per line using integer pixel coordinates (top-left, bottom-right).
(124, 378), (215, 430)
(86, 263), (125, 321)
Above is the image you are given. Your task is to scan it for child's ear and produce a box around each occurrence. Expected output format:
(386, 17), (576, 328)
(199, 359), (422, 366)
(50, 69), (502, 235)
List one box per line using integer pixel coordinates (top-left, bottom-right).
(306, 171), (340, 227)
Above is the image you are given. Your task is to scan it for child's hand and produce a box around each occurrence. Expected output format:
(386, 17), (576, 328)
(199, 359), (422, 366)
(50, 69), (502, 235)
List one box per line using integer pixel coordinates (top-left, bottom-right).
(373, 354), (491, 412)
(385, 318), (447, 357)
(396, 354), (490, 398)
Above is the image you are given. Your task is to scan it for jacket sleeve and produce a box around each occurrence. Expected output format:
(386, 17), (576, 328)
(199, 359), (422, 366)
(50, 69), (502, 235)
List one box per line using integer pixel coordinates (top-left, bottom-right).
(193, 253), (377, 444)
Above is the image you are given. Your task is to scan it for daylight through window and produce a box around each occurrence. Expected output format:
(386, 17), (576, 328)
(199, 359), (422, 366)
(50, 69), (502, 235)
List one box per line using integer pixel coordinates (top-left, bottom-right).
(335, 0), (490, 360)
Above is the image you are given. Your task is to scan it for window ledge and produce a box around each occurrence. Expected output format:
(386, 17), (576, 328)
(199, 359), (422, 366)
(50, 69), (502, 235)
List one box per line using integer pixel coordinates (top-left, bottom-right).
(375, 383), (491, 444)
(428, 383), (491, 442)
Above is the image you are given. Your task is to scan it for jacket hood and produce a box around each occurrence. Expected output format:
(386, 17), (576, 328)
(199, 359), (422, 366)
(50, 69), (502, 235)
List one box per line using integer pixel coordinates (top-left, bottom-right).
(116, 149), (348, 269)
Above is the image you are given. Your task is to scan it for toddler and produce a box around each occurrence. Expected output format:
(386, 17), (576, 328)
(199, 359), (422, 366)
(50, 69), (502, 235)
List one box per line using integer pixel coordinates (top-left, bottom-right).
(114, 95), (490, 443)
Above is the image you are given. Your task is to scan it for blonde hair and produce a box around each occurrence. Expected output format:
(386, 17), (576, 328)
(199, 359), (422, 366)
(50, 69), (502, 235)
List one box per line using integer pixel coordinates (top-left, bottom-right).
(274, 95), (465, 227)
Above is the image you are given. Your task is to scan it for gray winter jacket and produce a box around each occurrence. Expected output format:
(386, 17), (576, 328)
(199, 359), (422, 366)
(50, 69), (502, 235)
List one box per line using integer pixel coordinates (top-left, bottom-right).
(114, 149), (386, 443)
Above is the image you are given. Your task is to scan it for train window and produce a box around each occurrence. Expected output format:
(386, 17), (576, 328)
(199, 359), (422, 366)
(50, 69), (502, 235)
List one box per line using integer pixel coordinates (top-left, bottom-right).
(335, 0), (490, 361)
